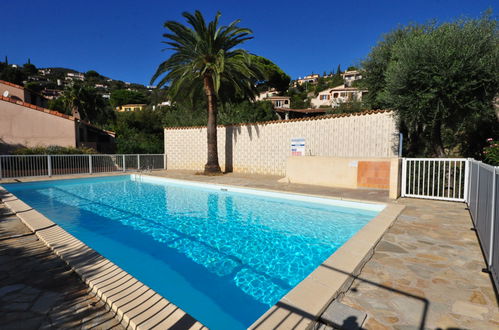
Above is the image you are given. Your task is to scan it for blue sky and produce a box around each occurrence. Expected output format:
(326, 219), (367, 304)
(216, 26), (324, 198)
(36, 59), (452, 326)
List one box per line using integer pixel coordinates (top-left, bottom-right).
(2, 0), (496, 85)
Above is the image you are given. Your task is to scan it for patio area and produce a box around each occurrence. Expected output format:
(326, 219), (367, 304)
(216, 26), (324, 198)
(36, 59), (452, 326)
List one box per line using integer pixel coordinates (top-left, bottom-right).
(0, 170), (497, 329)
(0, 203), (124, 329)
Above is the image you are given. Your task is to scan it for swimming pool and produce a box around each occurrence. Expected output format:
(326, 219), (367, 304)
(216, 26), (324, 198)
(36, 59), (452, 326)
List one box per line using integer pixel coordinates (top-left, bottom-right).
(4, 175), (384, 329)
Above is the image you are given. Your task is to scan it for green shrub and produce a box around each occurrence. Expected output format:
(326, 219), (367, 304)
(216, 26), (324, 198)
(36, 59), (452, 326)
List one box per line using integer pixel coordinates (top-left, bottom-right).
(12, 146), (97, 155)
(483, 138), (499, 166)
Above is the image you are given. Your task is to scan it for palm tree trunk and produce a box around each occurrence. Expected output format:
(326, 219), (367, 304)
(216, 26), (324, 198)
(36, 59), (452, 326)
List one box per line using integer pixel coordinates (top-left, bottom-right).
(203, 75), (222, 174)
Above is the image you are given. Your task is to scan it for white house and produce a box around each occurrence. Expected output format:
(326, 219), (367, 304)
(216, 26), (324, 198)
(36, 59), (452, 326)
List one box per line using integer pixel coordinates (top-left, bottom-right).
(311, 84), (367, 108)
(255, 89), (291, 108)
(342, 70), (362, 87)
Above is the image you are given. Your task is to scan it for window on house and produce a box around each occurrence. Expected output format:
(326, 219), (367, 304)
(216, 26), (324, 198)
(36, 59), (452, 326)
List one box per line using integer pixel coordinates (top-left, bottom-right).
(284, 100), (289, 104)
(333, 93), (339, 98)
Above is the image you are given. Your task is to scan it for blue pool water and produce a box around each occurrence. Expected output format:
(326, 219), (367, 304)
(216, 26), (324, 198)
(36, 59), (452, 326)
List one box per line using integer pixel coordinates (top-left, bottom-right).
(4, 175), (382, 329)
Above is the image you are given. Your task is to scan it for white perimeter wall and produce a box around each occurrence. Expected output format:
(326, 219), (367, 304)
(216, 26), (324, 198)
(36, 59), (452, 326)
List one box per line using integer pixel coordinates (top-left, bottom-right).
(164, 111), (399, 176)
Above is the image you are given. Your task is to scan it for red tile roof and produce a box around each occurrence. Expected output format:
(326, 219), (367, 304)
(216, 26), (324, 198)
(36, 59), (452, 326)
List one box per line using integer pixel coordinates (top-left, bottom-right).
(0, 79), (25, 90)
(0, 95), (74, 120)
(0, 96), (116, 135)
(274, 108), (327, 114)
(165, 109), (393, 130)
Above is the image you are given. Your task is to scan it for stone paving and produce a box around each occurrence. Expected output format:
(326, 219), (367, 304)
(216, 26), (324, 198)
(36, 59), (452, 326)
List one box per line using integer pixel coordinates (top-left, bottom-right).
(339, 198), (499, 330)
(0, 204), (124, 330)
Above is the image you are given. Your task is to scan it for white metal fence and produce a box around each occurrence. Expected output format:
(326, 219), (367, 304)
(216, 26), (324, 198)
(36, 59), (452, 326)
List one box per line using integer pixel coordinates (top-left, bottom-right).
(467, 159), (498, 291)
(402, 157), (498, 291)
(0, 154), (166, 179)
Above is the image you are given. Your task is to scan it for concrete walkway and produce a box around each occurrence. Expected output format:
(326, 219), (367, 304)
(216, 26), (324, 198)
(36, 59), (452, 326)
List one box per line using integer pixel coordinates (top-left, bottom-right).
(0, 204), (124, 330)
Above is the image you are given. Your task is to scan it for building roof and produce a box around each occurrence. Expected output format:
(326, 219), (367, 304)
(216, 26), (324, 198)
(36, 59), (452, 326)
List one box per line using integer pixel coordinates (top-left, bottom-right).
(265, 96), (290, 100)
(165, 109), (392, 129)
(118, 104), (147, 107)
(315, 84), (368, 95)
(1, 95), (74, 121)
(0, 95), (115, 135)
(274, 108), (326, 114)
(0, 79), (48, 99)
(342, 70), (361, 76)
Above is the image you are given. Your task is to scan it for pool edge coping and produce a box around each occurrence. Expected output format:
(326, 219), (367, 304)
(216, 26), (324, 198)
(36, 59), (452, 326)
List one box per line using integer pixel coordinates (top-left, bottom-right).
(0, 184), (206, 330)
(0, 175), (404, 330)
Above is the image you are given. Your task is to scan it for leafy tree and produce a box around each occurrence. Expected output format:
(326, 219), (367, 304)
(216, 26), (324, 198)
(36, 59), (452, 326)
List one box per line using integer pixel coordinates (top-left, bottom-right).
(85, 70), (101, 79)
(219, 100), (276, 124)
(336, 64), (342, 74)
(346, 66), (358, 71)
(251, 55), (290, 93)
(151, 10), (263, 174)
(24, 81), (43, 93)
(360, 25), (423, 109)
(113, 108), (165, 153)
(22, 62), (37, 76)
(110, 89), (148, 108)
(0, 65), (26, 85)
(361, 13), (498, 157)
(61, 82), (113, 125)
(47, 97), (68, 114)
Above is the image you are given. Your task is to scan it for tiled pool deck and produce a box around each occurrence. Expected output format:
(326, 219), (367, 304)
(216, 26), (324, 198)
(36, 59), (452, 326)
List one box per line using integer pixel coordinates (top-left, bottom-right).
(1, 170), (498, 329)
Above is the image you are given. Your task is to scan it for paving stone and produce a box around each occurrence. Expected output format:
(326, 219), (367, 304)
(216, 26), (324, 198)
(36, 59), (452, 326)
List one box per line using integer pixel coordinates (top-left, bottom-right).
(31, 291), (63, 314)
(320, 300), (367, 329)
(377, 241), (408, 254)
(0, 284), (25, 297)
(2, 302), (31, 312)
(451, 301), (489, 320)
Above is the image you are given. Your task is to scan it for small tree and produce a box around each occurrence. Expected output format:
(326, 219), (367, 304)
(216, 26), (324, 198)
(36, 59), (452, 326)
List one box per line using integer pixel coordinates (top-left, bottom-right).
(362, 13), (498, 157)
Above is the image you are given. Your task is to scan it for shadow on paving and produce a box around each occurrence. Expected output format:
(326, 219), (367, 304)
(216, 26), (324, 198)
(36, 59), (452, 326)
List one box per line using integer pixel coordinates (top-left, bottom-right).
(0, 208), (124, 329)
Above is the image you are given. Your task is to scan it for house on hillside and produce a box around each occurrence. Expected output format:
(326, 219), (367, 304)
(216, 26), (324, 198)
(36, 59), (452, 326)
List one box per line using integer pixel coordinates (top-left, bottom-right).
(115, 104), (147, 112)
(342, 70), (362, 87)
(116, 104), (147, 112)
(65, 72), (85, 81)
(311, 84), (368, 108)
(295, 74), (320, 86)
(255, 90), (291, 109)
(0, 79), (115, 154)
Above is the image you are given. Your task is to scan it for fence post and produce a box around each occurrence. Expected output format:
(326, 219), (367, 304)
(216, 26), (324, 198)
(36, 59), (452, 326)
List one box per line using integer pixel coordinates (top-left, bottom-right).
(463, 159), (470, 203)
(401, 158), (407, 197)
(475, 162), (481, 221)
(123, 155), (126, 172)
(489, 167), (497, 268)
(47, 155), (52, 177)
(0, 156), (3, 180)
(163, 154), (167, 170)
(88, 155), (93, 174)
(137, 154), (140, 170)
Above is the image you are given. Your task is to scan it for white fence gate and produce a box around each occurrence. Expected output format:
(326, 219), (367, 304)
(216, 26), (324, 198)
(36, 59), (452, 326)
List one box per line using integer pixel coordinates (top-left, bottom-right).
(401, 158), (469, 202)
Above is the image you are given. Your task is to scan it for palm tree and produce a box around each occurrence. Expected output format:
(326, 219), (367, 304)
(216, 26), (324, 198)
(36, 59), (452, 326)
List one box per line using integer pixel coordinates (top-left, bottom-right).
(151, 10), (262, 174)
